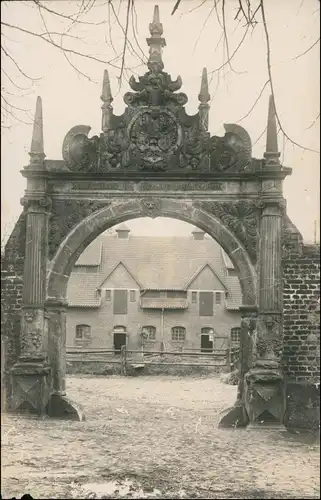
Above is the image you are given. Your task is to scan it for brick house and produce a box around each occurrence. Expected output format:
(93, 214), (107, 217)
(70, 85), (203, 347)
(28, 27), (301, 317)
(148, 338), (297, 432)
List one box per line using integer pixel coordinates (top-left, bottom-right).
(66, 225), (242, 352)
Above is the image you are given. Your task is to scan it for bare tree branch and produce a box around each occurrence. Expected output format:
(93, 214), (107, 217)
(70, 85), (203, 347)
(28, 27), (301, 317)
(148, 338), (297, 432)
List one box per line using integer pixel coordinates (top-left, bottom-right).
(293, 37), (320, 60)
(305, 113), (320, 130)
(1, 44), (42, 81)
(260, 0), (320, 154)
(1, 21), (122, 69)
(236, 79), (269, 123)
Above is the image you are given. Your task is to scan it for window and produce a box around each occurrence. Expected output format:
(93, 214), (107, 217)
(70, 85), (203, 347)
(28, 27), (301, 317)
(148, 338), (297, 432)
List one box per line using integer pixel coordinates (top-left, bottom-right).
(142, 326), (156, 341)
(231, 327), (241, 343)
(171, 326), (186, 341)
(192, 291), (197, 303)
(105, 290), (112, 301)
(75, 324), (91, 340)
(215, 292), (222, 305)
(199, 292), (214, 316)
(130, 290), (136, 302)
(113, 289), (128, 314)
(159, 291), (166, 298)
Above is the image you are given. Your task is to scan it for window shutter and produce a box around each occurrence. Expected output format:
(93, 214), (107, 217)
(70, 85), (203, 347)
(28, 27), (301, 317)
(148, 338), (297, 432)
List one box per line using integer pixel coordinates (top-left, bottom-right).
(113, 290), (128, 314)
(199, 291), (213, 316)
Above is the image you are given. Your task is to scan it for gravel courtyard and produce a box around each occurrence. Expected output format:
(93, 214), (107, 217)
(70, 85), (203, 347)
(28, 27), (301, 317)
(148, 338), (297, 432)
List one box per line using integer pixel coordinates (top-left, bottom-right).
(1, 375), (320, 499)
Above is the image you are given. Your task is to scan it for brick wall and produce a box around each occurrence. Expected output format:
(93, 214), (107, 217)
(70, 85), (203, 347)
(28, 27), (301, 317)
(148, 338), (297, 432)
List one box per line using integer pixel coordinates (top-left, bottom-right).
(1, 268), (23, 406)
(66, 294), (241, 352)
(1, 213), (26, 405)
(282, 244), (320, 382)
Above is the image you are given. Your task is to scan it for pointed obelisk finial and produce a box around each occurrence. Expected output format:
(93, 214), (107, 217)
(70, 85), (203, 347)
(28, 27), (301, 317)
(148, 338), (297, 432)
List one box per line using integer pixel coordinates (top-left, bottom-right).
(147, 5), (166, 73)
(198, 68), (210, 131)
(29, 96), (45, 166)
(101, 69), (113, 133)
(264, 95), (280, 166)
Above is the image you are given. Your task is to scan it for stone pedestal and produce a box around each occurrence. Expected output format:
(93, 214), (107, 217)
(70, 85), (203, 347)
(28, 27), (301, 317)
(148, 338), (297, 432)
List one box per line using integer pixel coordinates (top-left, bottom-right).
(45, 298), (85, 421)
(11, 356), (51, 415)
(218, 305), (256, 428)
(244, 367), (285, 426)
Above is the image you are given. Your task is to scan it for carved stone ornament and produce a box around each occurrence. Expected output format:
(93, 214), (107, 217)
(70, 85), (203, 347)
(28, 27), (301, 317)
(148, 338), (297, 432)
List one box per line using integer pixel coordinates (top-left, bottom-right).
(196, 200), (258, 261)
(62, 125), (99, 171)
(244, 368), (285, 424)
(140, 198), (161, 218)
(254, 314), (283, 367)
(59, 20), (259, 175)
(48, 199), (111, 259)
(21, 196), (52, 212)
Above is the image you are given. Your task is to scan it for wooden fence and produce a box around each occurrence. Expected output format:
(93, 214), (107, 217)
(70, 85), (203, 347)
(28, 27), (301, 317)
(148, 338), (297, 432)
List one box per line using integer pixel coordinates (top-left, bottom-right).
(66, 344), (240, 375)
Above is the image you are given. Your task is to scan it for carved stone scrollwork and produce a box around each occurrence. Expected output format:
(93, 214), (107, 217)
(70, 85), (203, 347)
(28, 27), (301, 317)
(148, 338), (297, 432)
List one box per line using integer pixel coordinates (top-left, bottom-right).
(21, 196), (52, 213)
(254, 313), (283, 368)
(208, 124), (253, 172)
(196, 200), (258, 261)
(48, 200), (111, 259)
(127, 109), (181, 172)
(62, 125), (99, 172)
(140, 198), (162, 218)
(124, 71), (187, 108)
(256, 198), (287, 215)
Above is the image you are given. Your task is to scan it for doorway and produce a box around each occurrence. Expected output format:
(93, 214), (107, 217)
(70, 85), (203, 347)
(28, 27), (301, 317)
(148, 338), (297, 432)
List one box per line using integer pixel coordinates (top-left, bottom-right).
(201, 329), (214, 353)
(113, 331), (127, 354)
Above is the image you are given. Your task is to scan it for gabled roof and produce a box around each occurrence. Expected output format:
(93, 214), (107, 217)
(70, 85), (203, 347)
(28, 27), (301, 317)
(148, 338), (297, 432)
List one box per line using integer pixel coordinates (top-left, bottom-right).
(67, 273), (101, 307)
(66, 233), (242, 308)
(75, 239), (102, 267)
(98, 261), (142, 289)
(184, 263), (228, 291)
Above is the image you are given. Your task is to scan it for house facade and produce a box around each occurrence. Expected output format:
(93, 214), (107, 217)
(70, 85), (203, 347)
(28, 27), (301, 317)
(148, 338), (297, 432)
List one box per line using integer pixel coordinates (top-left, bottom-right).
(66, 225), (242, 352)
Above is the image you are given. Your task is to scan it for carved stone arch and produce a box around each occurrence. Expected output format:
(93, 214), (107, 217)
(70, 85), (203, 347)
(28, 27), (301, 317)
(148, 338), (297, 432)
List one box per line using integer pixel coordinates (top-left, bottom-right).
(46, 198), (257, 306)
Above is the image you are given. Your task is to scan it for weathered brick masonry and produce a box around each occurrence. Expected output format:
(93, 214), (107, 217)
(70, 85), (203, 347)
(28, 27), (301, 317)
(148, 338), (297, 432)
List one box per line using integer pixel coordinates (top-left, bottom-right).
(282, 244), (320, 430)
(1, 214), (26, 406)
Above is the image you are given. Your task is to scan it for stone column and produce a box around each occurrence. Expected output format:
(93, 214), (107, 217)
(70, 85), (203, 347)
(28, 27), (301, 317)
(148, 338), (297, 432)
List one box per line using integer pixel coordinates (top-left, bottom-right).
(244, 198), (286, 428)
(11, 196), (52, 415)
(237, 305), (257, 401)
(45, 298), (68, 396)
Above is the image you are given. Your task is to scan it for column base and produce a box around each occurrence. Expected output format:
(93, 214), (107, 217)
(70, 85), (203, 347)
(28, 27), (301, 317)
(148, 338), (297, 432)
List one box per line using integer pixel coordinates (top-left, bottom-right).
(46, 393), (85, 421)
(10, 356), (52, 416)
(246, 422), (287, 432)
(244, 366), (286, 427)
(218, 401), (249, 428)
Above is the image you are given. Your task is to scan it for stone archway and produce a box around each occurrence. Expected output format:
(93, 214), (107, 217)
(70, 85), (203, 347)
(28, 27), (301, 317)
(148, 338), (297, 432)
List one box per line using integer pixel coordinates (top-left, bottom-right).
(4, 5), (292, 427)
(47, 199), (257, 306)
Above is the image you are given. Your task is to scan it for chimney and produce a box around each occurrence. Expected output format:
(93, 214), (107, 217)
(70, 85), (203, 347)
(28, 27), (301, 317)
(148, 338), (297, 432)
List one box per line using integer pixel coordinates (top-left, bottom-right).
(191, 227), (205, 240)
(115, 223), (131, 239)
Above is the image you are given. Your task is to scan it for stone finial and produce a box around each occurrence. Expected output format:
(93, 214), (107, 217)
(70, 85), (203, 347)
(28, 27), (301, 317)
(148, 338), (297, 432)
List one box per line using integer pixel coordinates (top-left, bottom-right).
(101, 69), (113, 133)
(146, 5), (166, 73)
(198, 67), (210, 131)
(101, 69), (113, 104)
(264, 95), (280, 166)
(198, 67), (210, 103)
(29, 96), (45, 165)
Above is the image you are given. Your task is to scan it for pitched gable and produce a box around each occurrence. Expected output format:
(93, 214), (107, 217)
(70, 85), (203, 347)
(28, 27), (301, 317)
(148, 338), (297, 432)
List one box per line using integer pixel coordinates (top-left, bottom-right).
(187, 264), (227, 291)
(99, 262), (141, 289)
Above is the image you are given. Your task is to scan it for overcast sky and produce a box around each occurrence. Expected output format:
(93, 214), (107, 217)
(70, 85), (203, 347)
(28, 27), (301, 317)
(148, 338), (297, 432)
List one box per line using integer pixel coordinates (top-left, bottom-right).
(1, 0), (320, 242)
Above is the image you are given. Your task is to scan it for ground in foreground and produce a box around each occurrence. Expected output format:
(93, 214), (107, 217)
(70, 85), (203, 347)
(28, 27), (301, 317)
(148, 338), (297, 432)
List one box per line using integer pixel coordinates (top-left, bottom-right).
(2, 375), (320, 499)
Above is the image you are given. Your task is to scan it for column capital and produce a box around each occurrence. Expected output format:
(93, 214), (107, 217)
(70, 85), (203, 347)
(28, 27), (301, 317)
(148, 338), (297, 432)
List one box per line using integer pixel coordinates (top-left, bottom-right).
(45, 297), (68, 310)
(21, 195), (52, 213)
(256, 198), (286, 215)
